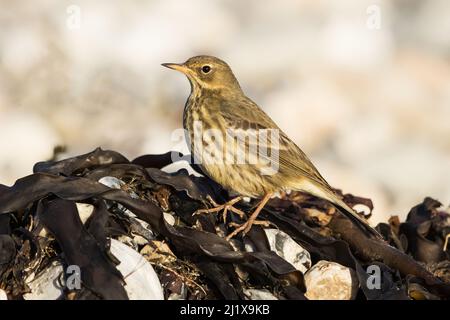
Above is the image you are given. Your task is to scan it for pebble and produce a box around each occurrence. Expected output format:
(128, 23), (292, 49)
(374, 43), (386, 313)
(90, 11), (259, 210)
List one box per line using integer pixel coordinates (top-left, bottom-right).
(0, 289), (7, 300)
(264, 228), (311, 273)
(76, 203), (94, 224)
(23, 261), (64, 300)
(304, 260), (358, 300)
(110, 239), (164, 300)
(244, 289), (278, 300)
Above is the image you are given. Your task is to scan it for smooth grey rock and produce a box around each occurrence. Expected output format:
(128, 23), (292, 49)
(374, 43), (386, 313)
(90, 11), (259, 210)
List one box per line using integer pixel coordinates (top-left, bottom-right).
(264, 228), (311, 273)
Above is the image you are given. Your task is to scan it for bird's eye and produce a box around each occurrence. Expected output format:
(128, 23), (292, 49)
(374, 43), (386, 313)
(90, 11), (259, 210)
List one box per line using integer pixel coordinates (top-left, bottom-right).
(201, 65), (211, 74)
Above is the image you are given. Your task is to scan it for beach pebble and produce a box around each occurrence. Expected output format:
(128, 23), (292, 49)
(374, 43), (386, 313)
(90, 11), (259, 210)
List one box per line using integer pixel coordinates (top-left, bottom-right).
(23, 260), (64, 300)
(304, 260), (358, 300)
(244, 289), (278, 300)
(76, 203), (94, 224)
(110, 239), (164, 300)
(98, 176), (125, 189)
(163, 212), (176, 226)
(264, 228), (311, 273)
(0, 289), (7, 300)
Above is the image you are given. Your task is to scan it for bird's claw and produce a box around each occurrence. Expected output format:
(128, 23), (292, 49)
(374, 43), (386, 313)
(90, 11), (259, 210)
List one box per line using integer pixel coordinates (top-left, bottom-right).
(226, 220), (271, 240)
(193, 196), (244, 223)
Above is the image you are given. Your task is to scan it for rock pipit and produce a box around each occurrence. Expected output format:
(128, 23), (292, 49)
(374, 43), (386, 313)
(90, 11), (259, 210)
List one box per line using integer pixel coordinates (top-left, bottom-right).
(163, 55), (380, 240)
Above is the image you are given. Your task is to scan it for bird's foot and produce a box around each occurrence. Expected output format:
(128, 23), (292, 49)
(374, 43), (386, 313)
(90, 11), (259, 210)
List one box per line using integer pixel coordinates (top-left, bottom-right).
(194, 196), (245, 223)
(225, 192), (273, 240)
(226, 220), (271, 240)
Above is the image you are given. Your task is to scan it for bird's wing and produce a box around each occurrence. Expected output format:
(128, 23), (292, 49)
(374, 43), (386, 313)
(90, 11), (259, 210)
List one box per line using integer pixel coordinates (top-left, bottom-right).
(219, 96), (382, 239)
(219, 96), (331, 188)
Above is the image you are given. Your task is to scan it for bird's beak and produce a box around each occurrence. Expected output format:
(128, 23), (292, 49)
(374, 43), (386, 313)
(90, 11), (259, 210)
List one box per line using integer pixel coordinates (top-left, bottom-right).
(161, 63), (189, 74)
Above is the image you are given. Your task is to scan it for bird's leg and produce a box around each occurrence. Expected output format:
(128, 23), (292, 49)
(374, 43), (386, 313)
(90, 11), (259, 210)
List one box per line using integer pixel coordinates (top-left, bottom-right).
(226, 193), (272, 240)
(194, 195), (245, 223)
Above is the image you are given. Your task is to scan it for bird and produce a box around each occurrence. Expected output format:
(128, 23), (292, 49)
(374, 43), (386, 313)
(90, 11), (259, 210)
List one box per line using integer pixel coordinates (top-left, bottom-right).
(162, 55), (381, 240)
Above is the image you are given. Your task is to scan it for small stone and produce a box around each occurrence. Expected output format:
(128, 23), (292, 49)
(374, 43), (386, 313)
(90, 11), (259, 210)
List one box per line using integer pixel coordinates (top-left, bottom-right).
(98, 176), (125, 189)
(163, 212), (176, 226)
(23, 261), (64, 300)
(305, 260), (358, 300)
(244, 289), (278, 300)
(110, 239), (164, 300)
(98, 176), (139, 199)
(0, 289), (7, 300)
(264, 229), (311, 273)
(76, 203), (94, 224)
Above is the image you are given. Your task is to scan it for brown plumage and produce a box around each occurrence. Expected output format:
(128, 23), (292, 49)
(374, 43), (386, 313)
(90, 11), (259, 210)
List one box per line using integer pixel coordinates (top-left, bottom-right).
(163, 55), (380, 240)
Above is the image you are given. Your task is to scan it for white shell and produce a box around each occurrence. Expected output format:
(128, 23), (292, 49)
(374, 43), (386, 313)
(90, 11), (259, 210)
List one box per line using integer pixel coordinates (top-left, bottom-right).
(0, 289), (7, 300)
(304, 260), (359, 300)
(98, 176), (125, 189)
(264, 229), (311, 273)
(244, 289), (278, 300)
(110, 239), (164, 300)
(23, 260), (64, 300)
(98, 176), (139, 199)
(23, 240), (164, 300)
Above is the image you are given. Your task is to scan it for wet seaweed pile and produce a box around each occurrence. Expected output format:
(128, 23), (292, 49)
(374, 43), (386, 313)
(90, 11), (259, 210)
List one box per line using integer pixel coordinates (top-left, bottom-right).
(0, 148), (449, 300)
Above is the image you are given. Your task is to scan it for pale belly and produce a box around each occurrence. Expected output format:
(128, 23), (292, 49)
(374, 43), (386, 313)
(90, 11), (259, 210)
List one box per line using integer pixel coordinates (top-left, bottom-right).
(198, 162), (282, 198)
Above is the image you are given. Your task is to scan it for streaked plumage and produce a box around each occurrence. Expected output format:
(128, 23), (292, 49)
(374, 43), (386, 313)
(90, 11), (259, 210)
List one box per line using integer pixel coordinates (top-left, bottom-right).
(163, 55), (380, 239)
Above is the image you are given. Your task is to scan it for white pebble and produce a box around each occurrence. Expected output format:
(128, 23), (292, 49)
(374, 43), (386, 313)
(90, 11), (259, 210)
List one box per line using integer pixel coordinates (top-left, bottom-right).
(264, 229), (311, 273)
(305, 260), (358, 300)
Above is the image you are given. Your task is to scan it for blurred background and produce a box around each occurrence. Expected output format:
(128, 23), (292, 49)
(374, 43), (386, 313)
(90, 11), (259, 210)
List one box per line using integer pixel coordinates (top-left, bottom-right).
(0, 0), (449, 224)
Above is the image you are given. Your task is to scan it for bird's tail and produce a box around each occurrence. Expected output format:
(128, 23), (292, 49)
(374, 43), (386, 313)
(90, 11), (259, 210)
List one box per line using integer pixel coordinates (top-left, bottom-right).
(303, 181), (383, 240)
(328, 194), (383, 240)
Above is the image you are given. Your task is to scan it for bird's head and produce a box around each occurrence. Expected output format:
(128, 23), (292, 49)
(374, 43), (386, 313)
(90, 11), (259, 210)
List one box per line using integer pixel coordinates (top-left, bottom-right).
(162, 55), (242, 93)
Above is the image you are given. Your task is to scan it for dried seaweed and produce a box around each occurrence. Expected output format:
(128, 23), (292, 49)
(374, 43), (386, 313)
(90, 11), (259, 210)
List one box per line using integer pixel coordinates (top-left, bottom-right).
(0, 148), (449, 300)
